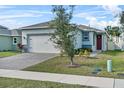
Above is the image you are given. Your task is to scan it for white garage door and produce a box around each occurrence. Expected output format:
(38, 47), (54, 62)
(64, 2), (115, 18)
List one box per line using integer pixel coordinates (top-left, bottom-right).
(28, 35), (60, 53)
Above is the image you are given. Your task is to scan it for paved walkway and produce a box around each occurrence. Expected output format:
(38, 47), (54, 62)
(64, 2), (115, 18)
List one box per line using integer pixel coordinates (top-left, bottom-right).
(0, 69), (123, 88)
(0, 53), (57, 70)
(89, 52), (98, 57)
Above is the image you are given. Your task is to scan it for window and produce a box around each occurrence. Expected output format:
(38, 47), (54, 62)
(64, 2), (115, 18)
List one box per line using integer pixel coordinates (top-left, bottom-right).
(13, 37), (17, 45)
(82, 32), (89, 41)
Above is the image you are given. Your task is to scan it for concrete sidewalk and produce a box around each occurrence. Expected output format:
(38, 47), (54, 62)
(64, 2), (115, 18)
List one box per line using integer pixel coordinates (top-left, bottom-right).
(0, 69), (123, 88)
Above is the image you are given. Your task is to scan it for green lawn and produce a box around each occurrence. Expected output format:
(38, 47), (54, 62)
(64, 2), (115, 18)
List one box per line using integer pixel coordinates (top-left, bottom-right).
(0, 77), (90, 88)
(24, 50), (124, 79)
(0, 51), (21, 58)
(102, 50), (122, 56)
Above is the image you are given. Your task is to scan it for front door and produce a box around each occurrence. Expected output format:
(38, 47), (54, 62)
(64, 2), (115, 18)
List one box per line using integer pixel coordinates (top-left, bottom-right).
(97, 35), (102, 50)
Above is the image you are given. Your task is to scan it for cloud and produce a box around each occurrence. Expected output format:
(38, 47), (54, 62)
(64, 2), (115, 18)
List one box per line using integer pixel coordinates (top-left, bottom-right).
(0, 9), (52, 20)
(74, 12), (96, 20)
(27, 10), (52, 14)
(74, 12), (106, 20)
(0, 11), (44, 29)
(74, 5), (122, 29)
(74, 10), (120, 30)
(88, 18), (120, 29)
(102, 5), (122, 16)
(0, 19), (24, 29)
(0, 13), (43, 19)
(0, 9), (52, 29)
(86, 16), (120, 29)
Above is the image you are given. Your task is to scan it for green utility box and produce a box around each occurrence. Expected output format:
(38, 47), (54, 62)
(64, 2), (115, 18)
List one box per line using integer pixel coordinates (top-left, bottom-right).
(107, 60), (112, 72)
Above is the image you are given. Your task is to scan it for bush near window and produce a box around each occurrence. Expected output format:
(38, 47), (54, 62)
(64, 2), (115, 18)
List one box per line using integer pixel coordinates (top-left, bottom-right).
(17, 43), (24, 50)
(74, 48), (92, 55)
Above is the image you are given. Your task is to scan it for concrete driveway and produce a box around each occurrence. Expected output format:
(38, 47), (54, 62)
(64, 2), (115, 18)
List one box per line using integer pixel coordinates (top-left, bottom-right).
(0, 53), (57, 70)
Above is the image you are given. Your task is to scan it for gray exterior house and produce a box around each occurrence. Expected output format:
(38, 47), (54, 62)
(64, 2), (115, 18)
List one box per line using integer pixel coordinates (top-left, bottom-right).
(11, 29), (22, 51)
(0, 26), (12, 51)
(0, 21), (107, 53)
(20, 21), (107, 53)
(0, 25), (21, 51)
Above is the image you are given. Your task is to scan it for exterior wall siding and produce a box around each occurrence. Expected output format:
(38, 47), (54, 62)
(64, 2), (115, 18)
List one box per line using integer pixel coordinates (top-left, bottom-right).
(74, 30), (95, 51)
(12, 36), (21, 51)
(74, 30), (82, 49)
(22, 28), (107, 52)
(0, 35), (12, 51)
(22, 29), (55, 45)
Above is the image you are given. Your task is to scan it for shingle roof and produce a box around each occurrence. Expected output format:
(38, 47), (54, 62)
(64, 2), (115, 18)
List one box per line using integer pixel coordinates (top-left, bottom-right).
(0, 25), (8, 29)
(77, 25), (105, 33)
(19, 21), (105, 33)
(0, 25), (11, 35)
(19, 21), (53, 30)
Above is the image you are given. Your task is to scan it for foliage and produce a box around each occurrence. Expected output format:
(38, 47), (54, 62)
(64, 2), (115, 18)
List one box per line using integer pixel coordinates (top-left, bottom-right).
(83, 49), (90, 56)
(119, 11), (124, 32)
(0, 51), (20, 57)
(50, 5), (76, 65)
(79, 50), (84, 56)
(105, 26), (121, 36)
(120, 11), (124, 26)
(74, 48), (92, 55)
(102, 50), (122, 56)
(17, 43), (24, 50)
(24, 50), (124, 79)
(78, 49), (90, 57)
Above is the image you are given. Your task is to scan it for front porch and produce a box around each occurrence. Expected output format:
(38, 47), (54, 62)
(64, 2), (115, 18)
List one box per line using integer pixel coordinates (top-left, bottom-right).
(82, 33), (107, 52)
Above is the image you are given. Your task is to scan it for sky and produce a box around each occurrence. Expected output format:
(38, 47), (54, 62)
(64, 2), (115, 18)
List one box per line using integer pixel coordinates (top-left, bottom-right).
(0, 5), (124, 30)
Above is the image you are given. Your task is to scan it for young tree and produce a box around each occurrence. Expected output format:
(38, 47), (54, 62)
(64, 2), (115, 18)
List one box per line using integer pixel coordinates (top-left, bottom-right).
(105, 26), (120, 36)
(120, 11), (124, 26)
(50, 5), (77, 66)
(120, 11), (124, 32)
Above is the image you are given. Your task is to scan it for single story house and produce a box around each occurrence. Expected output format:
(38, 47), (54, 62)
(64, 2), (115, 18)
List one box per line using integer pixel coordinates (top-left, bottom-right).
(0, 26), (12, 51)
(0, 21), (107, 53)
(19, 21), (107, 53)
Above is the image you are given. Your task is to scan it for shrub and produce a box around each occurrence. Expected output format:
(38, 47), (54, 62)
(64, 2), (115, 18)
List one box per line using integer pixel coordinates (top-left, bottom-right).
(79, 50), (84, 56)
(74, 48), (92, 55)
(84, 48), (92, 52)
(84, 49), (90, 55)
(17, 43), (24, 50)
(74, 49), (80, 55)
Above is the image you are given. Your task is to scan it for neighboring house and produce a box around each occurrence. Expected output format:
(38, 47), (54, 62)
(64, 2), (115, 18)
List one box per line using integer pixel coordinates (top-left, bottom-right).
(0, 25), (21, 51)
(0, 25), (12, 51)
(108, 32), (124, 51)
(11, 29), (22, 51)
(0, 21), (107, 53)
(19, 21), (107, 53)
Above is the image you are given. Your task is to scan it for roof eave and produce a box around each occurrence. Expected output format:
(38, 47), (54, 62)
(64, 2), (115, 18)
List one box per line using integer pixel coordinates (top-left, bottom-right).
(19, 27), (54, 30)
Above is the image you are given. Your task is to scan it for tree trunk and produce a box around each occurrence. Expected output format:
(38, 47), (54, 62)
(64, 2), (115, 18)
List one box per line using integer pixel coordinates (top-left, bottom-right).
(70, 56), (74, 65)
